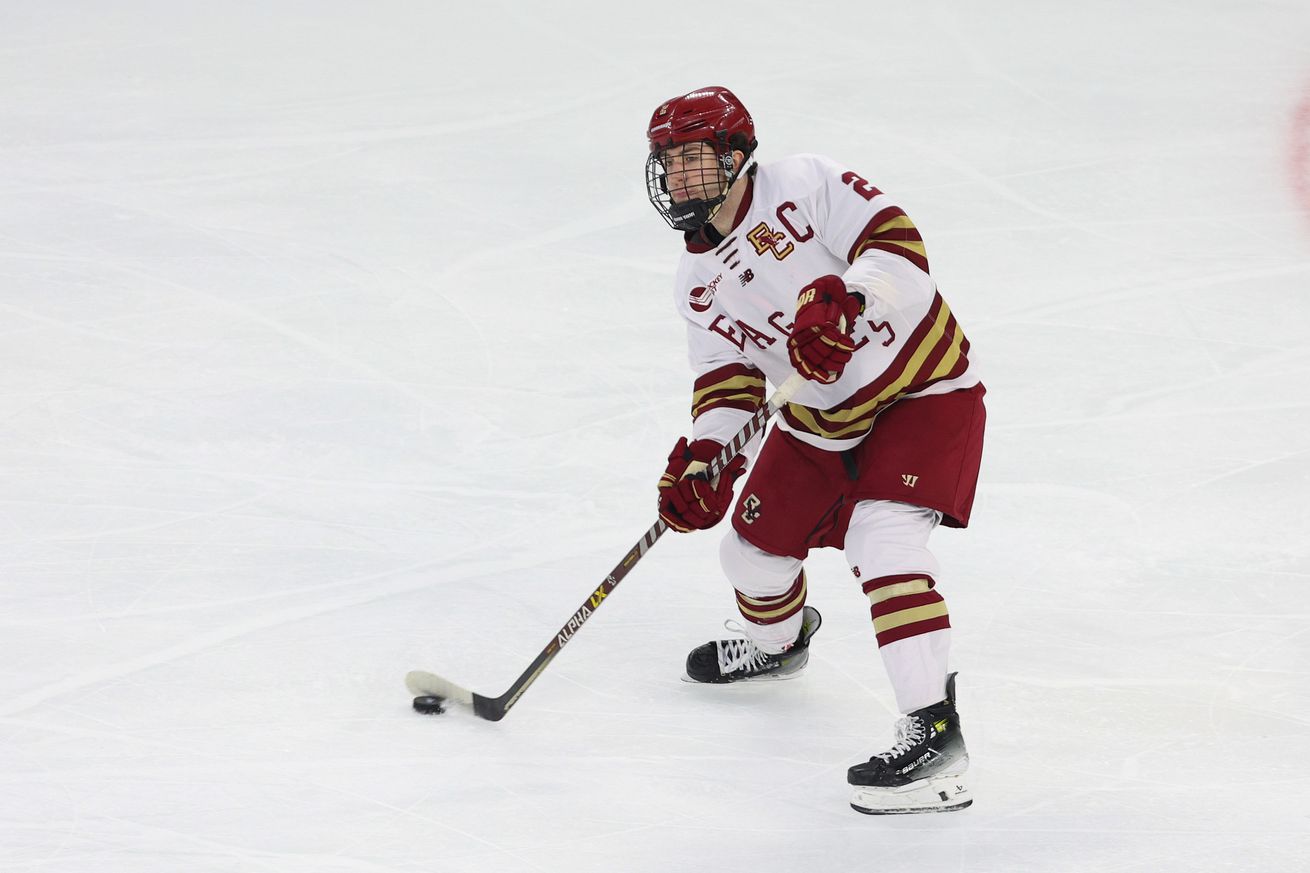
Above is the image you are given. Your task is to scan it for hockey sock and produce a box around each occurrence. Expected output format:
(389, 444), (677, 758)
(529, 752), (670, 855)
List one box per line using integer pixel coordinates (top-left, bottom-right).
(862, 573), (951, 713)
(735, 570), (807, 653)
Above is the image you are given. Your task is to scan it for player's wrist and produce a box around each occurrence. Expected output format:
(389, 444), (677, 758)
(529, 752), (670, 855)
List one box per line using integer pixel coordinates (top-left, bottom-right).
(844, 286), (866, 314)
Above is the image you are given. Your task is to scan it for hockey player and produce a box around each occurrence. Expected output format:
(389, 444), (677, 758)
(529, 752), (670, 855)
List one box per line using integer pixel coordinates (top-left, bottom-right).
(646, 87), (985, 815)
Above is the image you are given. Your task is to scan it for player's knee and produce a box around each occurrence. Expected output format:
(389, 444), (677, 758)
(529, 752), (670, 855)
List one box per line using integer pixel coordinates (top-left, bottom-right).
(719, 530), (802, 594)
(845, 500), (941, 580)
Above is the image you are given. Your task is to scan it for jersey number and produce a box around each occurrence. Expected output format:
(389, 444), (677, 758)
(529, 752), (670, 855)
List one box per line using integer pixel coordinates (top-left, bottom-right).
(841, 171), (883, 202)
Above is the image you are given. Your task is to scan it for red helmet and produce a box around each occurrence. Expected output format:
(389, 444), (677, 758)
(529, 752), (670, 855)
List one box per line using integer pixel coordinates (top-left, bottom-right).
(647, 86), (756, 155)
(645, 87), (758, 231)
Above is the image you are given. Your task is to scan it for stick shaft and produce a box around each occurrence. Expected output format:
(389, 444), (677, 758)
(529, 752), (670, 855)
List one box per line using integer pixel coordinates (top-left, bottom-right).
(415, 373), (805, 721)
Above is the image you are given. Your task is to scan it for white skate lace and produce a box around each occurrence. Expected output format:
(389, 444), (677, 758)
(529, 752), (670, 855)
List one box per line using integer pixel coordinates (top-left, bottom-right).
(715, 620), (775, 674)
(876, 716), (926, 761)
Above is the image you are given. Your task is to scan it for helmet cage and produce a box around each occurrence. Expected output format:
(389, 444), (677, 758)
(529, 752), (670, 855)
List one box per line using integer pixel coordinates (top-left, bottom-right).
(646, 137), (742, 232)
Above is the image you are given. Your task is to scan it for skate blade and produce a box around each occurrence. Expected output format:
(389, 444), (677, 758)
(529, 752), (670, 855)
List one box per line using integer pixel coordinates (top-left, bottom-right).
(850, 774), (972, 815)
(679, 669), (804, 684)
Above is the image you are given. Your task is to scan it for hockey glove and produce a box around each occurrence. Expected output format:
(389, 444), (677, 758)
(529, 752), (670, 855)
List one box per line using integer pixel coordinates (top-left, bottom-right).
(657, 437), (747, 533)
(786, 275), (865, 384)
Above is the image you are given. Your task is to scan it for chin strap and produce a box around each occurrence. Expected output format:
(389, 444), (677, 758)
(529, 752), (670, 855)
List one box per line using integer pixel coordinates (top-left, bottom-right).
(703, 155), (757, 228)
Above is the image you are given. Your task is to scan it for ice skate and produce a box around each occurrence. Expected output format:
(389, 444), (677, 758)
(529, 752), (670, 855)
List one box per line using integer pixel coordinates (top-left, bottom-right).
(847, 672), (971, 814)
(683, 606), (822, 683)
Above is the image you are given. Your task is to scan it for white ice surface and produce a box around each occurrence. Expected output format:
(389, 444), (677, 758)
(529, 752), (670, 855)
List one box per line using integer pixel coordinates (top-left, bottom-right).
(3, 2), (1310, 871)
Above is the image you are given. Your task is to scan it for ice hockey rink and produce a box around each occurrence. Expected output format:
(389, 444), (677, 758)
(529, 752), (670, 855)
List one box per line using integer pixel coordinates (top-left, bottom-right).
(3, 1), (1309, 870)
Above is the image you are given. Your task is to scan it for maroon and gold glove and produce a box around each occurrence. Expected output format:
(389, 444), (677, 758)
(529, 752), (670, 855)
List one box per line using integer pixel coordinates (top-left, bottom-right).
(657, 437), (747, 533)
(786, 275), (865, 384)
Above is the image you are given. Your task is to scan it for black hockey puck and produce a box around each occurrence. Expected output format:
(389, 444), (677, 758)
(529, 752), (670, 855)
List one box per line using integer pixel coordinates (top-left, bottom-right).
(412, 695), (446, 714)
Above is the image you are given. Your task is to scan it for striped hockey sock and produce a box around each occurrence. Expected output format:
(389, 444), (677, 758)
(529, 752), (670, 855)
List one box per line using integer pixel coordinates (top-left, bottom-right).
(734, 570), (807, 652)
(861, 573), (950, 645)
(862, 573), (951, 712)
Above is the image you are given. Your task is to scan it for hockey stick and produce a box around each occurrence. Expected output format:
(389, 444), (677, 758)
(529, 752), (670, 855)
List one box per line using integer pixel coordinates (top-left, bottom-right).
(405, 371), (806, 721)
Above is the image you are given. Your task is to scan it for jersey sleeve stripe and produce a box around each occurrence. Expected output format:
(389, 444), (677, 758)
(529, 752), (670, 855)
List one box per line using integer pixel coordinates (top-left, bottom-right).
(856, 240), (930, 275)
(846, 207), (930, 274)
(780, 293), (971, 440)
(691, 364), (766, 419)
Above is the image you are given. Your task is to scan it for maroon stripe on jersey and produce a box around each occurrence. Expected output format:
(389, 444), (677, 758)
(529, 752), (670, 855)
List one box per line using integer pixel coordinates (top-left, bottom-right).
(779, 404), (814, 435)
(826, 294), (947, 412)
(684, 228), (716, 254)
(907, 310), (960, 383)
(781, 402), (879, 440)
(692, 363), (766, 419)
(876, 614), (952, 647)
(902, 313), (973, 397)
(780, 295), (951, 441)
(845, 206), (930, 275)
(694, 393), (764, 418)
(910, 343), (972, 396)
(781, 292), (975, 442)
(846, 207), (907, 263)
(856, 240), (930, 276)
(728, 176), (756, 228)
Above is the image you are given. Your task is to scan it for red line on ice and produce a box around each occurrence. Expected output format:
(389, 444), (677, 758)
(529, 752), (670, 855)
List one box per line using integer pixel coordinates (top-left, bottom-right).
(1291, 83), (1310, 230)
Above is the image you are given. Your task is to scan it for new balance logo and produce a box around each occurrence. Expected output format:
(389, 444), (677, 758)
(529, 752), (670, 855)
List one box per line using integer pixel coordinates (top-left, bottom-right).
(901, 474), (919, 488)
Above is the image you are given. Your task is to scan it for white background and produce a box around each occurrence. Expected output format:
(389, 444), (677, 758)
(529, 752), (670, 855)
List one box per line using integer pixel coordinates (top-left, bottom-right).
(3, 2), (1309, 871)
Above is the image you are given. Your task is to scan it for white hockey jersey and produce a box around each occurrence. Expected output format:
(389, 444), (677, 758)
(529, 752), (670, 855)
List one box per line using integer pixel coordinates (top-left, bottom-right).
(673, 153), (980, 452)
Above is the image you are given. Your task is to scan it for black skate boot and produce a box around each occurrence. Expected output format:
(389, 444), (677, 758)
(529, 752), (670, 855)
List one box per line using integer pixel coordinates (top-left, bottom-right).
(847, 672), (971, 814)
(683, 606), (822, 684)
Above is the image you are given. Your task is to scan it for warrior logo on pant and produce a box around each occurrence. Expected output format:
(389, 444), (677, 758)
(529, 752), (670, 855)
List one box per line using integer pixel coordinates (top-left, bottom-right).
(740, 493), (763, 524)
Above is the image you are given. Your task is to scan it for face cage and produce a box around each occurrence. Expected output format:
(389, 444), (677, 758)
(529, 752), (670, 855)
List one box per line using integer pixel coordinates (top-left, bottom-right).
(645, 143), (737, 232)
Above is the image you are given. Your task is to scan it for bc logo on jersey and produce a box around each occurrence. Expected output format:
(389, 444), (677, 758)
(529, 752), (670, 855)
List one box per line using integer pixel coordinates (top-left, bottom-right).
(746, 222), (794, 261)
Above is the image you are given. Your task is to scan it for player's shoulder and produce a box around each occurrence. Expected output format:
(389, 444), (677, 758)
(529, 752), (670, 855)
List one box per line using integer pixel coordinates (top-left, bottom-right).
(671, 253), (720, 319)
(757, 152), (847, 188)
